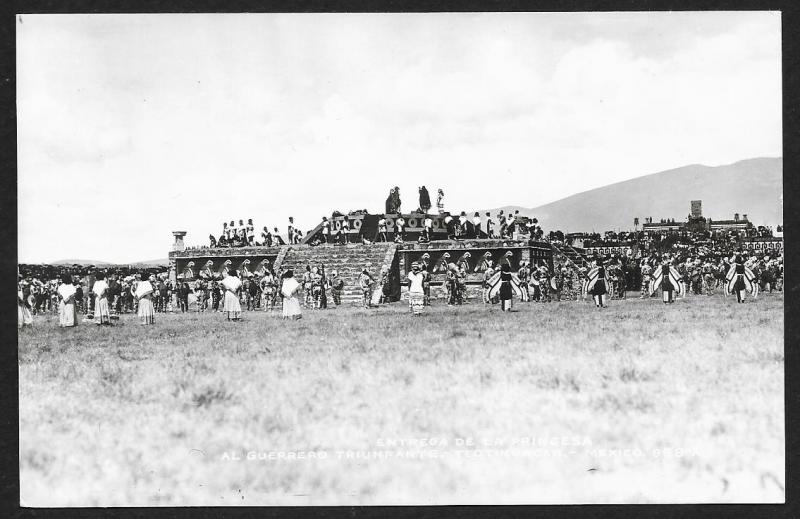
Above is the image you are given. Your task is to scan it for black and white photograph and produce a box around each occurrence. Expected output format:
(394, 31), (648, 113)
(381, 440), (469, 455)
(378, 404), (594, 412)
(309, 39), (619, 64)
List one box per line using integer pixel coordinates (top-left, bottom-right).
(16, 11), (784, 506)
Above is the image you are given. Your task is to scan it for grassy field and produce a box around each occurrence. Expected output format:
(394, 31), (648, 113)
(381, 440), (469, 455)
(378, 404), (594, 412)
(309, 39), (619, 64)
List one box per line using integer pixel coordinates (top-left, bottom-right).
(18, 291), (784, 506)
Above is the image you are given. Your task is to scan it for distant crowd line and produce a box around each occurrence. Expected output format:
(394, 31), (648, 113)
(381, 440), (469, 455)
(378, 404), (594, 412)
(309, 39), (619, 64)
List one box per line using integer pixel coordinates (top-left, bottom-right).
(19, 236), (782, 330)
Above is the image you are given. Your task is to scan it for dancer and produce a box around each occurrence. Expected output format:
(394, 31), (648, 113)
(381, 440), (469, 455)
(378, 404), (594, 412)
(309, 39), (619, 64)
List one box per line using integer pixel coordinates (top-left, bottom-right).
(221, 271), (243, 321)
(92, 272), (112, 325)
(486, 263), (524, 311)
(724, 255), (758, 303)
(358, 267), (375, 309)
(18, 278), (33, 328)
(649, 259), (683, 304)
(585, 258), (609, 308)
(57, 274), (78, 327)
(407, 262), (426, 315)
(281, 270), (303, 320)
(136, 275), (156, 325)
(329, 270), (344, 306)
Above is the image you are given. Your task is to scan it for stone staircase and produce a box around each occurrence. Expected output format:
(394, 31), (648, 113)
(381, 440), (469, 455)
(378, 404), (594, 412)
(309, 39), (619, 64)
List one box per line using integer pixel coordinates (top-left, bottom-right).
(551, 242), (590, 269)
(276, 242), (398, 306)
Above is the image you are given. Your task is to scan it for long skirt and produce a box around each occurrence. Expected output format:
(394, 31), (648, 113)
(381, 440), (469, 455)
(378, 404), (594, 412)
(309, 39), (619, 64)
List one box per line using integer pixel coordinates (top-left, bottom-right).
(499, 282), (512, 301)
(94, 297), (111, 324)
(138, 297), (155, 324)
(409, 292), (425, 315)
(18, 302), (32, 328)
(282, 295), (302, 318)
(59, 301), (77, 327)
(590, 279), (607, 296)
(224, 291), (242, 319)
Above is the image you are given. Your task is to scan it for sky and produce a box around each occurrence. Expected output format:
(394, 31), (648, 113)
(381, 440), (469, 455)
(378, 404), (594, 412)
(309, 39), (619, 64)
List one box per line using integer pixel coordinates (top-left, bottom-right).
(17, 12), (782, 263)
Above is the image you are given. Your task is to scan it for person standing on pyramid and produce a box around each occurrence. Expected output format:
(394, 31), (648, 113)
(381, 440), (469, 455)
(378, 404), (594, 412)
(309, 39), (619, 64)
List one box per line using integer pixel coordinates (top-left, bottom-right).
(418, 186), (431, 213)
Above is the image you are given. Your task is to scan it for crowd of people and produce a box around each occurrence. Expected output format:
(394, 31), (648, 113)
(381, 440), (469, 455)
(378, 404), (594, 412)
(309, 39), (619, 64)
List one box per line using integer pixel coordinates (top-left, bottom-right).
(196, 186), (551, 250)
(17, 269), (177, 327)
(17, 259), (369, 328)
(19, 183), (783, 327)
(18, 238), (783, 329)
(203, 218), (292, 249)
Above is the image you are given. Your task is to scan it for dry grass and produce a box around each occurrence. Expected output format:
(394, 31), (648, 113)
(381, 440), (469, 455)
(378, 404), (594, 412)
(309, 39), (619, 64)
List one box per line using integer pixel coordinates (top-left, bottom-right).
(18, 292), (784, 505)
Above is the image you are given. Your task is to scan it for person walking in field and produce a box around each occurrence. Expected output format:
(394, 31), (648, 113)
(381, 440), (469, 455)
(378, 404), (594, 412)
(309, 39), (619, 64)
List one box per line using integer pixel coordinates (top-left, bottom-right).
(653, 260), (680, 304)
(358, 267), (375, 308)
(702, 259), (716, 295)
(586, 258), (609, 308)
(92, 272), (112, 325)
(639, 261), (652, 299)
(311, 266), (324, 309)
(482, 265), (496, 304)
(247, 277), (261, 311)
(498, 263), (515, 311)
(538, 265), (551, 303)
(221, 271), (243, 321)
(407, 262), (426, 315)
(726, 255), (757, 304)
(210, 281), (221, 312)
(329, 269), (344, 306)
(57, 274), (78, 327)
(421, 264), (432, 306)
(178, 282), (190, 312)
(135, 275), (156, 325)
(107, 274), (121, 319)
(281, 270), (303, 320)
(18, 278), (33, 328)
(552, 266), (565, 302)
(260, 271), (277, 311)
(517, 261), (530, 302)
(158, 280), (169, 313)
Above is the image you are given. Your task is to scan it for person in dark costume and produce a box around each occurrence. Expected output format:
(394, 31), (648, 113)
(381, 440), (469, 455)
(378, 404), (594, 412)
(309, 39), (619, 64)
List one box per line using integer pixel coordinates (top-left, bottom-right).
(386, 187), (401, 214)
(393, 187), (401, 213)
(731, 256), (748, 303)
(517, 261), (530, 302)
(588, 258), (608, 308)
(499, 263), (514, 311)
(418, 186), (431, 213)
(660, 262), (676, 304)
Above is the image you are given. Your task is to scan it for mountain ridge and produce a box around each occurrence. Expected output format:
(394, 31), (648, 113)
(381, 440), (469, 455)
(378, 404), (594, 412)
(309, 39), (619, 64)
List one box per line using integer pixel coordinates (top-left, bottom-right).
(482, 157), (782, 233)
